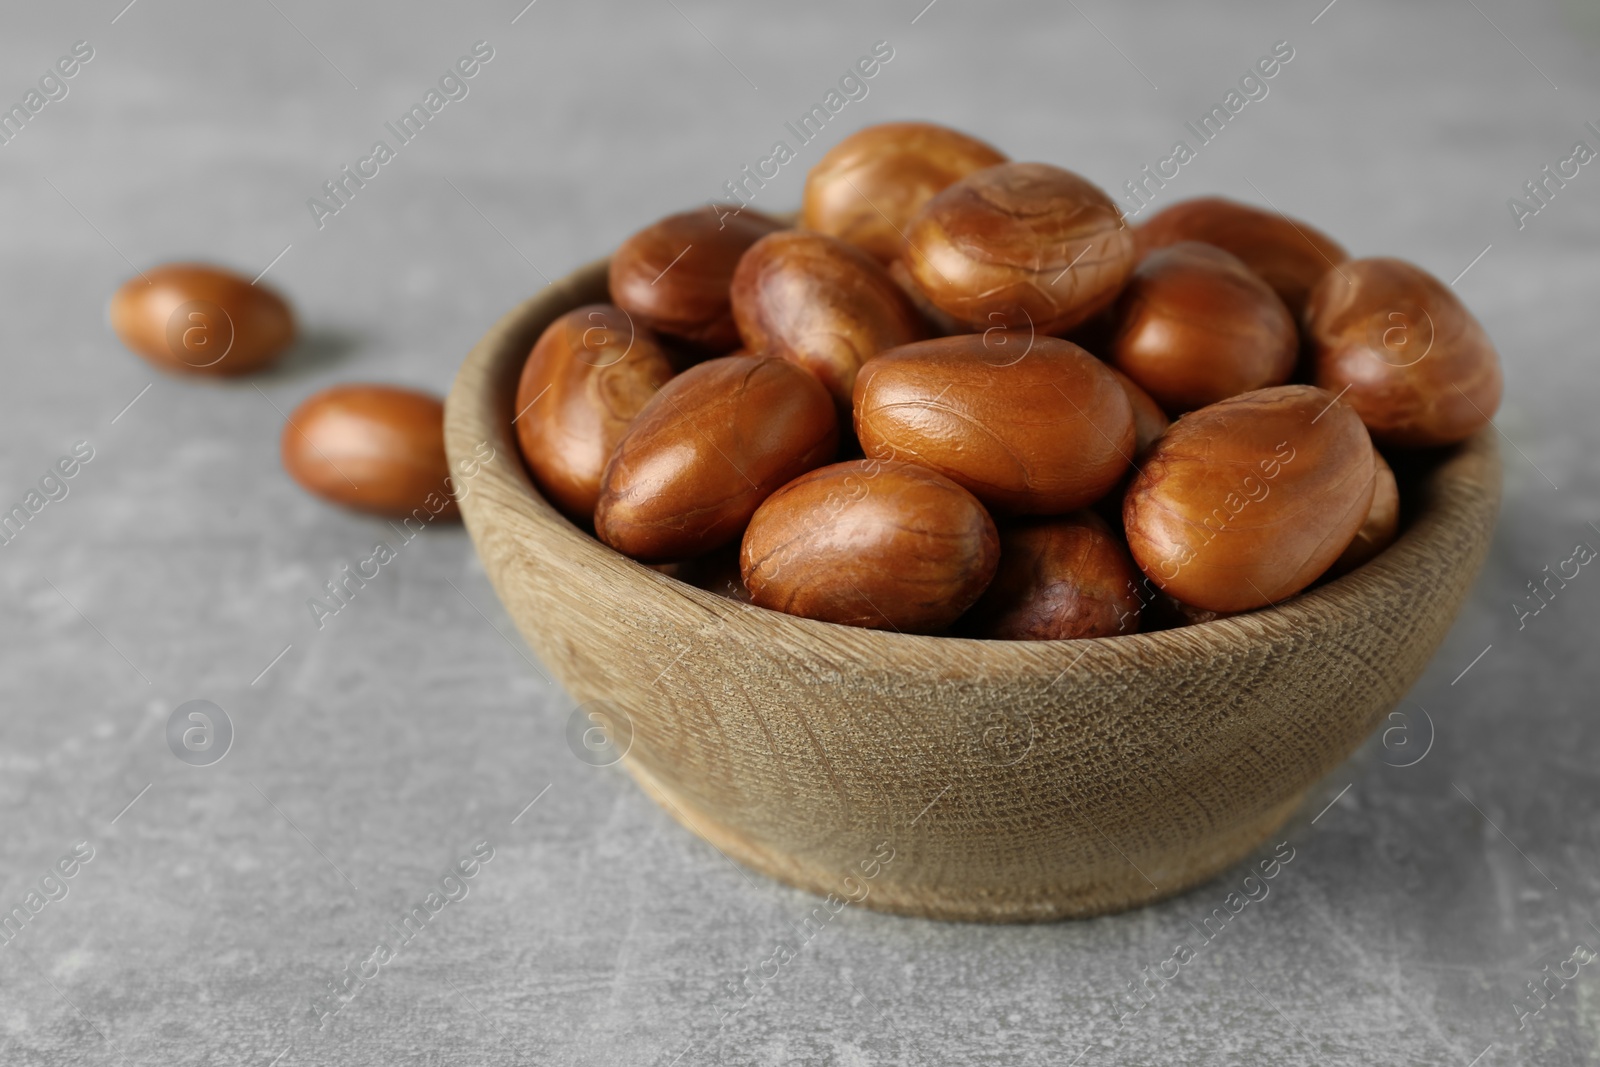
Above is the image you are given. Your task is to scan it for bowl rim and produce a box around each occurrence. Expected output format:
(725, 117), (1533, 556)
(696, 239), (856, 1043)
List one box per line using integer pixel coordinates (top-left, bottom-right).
(446, 255), (1502, 668)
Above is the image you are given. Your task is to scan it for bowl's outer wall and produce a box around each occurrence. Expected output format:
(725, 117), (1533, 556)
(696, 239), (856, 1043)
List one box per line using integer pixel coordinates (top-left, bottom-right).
(446, 259), (1503, 922)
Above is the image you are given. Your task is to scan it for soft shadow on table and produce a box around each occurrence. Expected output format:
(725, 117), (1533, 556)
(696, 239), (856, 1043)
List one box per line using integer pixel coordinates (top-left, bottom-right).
(261, 326), (362, 381)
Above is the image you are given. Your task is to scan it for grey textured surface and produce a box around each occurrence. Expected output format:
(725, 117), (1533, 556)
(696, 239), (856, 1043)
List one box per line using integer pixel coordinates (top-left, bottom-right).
(1, 1), (1597, 1064)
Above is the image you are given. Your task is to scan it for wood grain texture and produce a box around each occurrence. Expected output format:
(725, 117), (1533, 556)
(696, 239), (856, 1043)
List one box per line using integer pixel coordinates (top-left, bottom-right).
(445, 257), (1502, 922)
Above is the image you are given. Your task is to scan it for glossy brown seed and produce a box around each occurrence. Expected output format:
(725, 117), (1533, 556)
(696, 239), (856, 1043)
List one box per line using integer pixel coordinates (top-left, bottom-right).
(1090, 367), (1169, 530)
(1123, 385), (1376, 613)
(282, 384), (458, 519)
(1135, 196), (1348, 318)
(801, 121), (1008, 264)
(1306, 257), (1502, 447)
(595, 356), (837, 560)
(513, 305), (676, 521)
(1109, 242), (1297, 415)
(608, 206), (784, 352)
(901, 162), (1137, 334)
(1330, 449), (1401, 576)
(1105, 365), (1170, 456)
(887, 258), (967, 336)
(960, 512), (1143, 640)
(853, 335), (1135, 514)
(111, 263), (295, 376)
(741, 459), (999, 633)
(730, 231), (924, 405)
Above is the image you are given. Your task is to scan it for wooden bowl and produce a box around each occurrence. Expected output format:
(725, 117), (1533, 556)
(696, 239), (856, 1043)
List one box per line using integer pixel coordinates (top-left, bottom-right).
(445, 258), (1502, 922)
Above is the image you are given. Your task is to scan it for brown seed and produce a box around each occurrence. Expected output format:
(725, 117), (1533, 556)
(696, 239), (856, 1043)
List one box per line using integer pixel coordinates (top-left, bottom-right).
(110, 263), (295, 376)
(1306, 257), (1502, 447)
(513, 305), (676, 521)
(595, 356), (837, 560)
(853, 334), (1135, 514)
(730, 231), (924, 406)
(1123, 385), (1376, 613)
(741, 459), (999, 633)
(901, 162), (1137, 334)
(960, 512), (1143, 640)
(1091, 367), (1168, 531)
(1105, 365), (1170, 456)
(608, 206), (784, 351)
(282, 384), (458, 520)
(1135, 196), (1348, 318)
(886, 258), (967, 336)
(1109, 242), (1297, 415)
(1330, 449), (1401, 575)
(801, 121), (1008, 263)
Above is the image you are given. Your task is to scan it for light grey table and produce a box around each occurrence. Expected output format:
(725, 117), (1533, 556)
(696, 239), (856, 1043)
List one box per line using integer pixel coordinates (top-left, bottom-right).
(1, 1), (1597, 1063)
